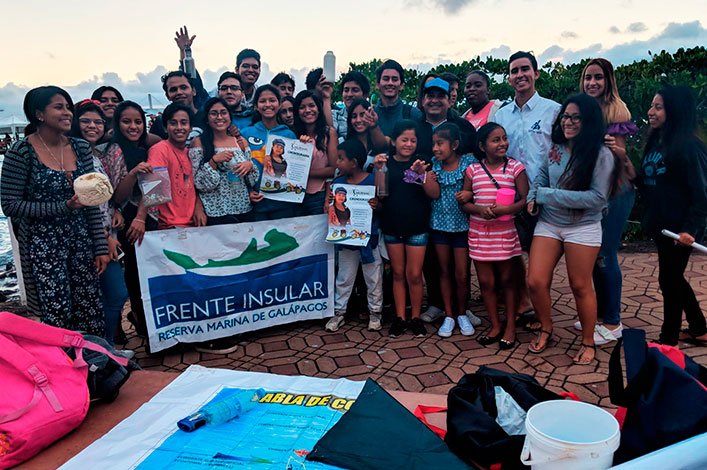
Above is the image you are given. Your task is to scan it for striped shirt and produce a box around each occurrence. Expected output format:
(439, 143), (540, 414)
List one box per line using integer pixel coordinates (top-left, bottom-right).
(466, 158), (525, 223)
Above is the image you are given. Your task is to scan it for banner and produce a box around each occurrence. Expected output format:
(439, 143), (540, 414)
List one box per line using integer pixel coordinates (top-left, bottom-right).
(136, 215), (334, 352)
(259, 135), (313, 203)
(61, 366), (365, 469)
(326, 183), (375, 247)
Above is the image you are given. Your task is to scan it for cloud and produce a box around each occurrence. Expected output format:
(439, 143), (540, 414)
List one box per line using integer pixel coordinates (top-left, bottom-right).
(405, 0), (477, 14)
(535, 21), (706, 66)
(561, 31), (578, 39)
(627, 22), (647, 33)
(0, 61), (306, 120)
(609, 26), (621, 34)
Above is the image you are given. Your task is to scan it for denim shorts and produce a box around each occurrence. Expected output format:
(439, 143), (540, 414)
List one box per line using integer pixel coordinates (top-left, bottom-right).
(383, 232), (429, 247)
(429, 230), (468, 249)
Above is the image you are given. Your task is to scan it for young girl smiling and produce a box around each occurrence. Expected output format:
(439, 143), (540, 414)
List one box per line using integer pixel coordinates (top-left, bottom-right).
(461, 123), (528, 349)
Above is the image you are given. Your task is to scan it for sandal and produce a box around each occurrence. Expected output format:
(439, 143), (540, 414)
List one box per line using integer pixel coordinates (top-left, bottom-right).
(478, 331), (503, 346)
(528, 329), (553, 354)
(573, 343), (596, 365)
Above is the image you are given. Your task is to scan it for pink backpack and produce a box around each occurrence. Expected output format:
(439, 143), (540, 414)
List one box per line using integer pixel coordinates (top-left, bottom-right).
(0, 312), (128, 467)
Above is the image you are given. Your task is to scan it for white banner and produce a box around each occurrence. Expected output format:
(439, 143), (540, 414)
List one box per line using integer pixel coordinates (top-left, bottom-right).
(136, 215), (334, 352)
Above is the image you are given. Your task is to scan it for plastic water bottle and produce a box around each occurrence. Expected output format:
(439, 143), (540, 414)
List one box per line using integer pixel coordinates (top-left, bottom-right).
(177, 388), (265, 432)
(183, 45), (196, 79)
(323, 51), (336, 83)
(375, 162), (388, 197)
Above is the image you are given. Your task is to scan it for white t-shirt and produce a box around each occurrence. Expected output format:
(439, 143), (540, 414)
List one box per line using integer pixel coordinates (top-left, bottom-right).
(492, 92), (560, 184)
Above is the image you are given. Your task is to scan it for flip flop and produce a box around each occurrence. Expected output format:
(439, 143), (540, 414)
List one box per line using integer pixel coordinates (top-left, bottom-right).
(573, 343), (596, 365)
(528, 329), (553, 354)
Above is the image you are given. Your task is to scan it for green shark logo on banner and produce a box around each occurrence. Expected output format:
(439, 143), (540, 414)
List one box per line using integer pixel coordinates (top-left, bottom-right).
(163, 229), (299, 270)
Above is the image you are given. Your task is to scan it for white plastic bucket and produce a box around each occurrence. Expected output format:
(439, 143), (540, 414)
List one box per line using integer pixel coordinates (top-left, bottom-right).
(520, 400), (620, 470)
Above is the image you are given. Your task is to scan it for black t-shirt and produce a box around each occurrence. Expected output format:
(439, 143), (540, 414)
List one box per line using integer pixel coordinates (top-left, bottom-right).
(380, 155), (431, 236)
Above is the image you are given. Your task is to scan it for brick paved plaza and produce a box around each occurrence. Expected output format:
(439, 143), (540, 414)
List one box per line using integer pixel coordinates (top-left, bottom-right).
(128, 251), (707, 408)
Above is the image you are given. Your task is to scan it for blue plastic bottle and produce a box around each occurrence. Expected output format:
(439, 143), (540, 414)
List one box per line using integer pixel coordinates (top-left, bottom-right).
(178, 388), (265, 432)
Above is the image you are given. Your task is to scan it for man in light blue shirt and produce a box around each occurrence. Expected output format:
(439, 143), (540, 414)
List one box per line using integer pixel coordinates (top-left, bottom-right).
(492, 51), (561, 184)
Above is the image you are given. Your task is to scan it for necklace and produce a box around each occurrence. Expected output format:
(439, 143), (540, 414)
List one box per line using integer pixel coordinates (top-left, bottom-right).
(37, 133), (65, 170)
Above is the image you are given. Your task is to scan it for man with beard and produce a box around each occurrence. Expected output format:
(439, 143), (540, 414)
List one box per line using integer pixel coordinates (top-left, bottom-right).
(149, 71), (204, 145)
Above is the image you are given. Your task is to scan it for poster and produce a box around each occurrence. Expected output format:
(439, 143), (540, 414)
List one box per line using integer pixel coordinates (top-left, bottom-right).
(259, 135), (313, 203)
(61, 366), (365, 469)
(136, 215), (334, 352)
(326, 184), (375, 247)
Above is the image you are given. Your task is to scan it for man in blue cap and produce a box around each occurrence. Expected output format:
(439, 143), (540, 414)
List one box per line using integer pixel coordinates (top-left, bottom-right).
(415, 77), (477, 158)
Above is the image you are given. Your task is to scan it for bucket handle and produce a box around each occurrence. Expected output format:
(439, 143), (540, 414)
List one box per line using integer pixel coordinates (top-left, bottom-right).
(520, 437), (607, 465)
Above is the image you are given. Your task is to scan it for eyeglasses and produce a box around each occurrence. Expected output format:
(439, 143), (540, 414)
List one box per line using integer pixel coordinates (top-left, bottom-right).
(78, 118), (106, 127)
(219, 85), (242, 92)
(560, 113), (582, 123)
(208, 110), (231, 118)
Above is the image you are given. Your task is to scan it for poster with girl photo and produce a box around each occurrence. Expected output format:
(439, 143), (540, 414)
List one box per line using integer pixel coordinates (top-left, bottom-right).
(326, 184), (375, 246)
(259, 135), (314, 203)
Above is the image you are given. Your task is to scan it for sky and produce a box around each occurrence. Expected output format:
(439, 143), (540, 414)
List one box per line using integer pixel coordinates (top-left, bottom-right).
(1, 0), (705, 119)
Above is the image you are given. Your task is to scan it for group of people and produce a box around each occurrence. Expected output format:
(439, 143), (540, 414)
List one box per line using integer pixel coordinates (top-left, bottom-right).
(1, 28), (705, 364)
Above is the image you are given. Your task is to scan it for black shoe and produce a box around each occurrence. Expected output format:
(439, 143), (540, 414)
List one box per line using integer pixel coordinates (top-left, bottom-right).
(499, 338), (517, 350)
(389, 317), (408, 337)
(409, 318), (427, 337)
(478, 331), (503, 346)
(195, 336), (240, 354)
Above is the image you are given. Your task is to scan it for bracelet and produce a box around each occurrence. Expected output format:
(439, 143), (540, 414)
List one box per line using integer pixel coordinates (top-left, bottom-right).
(133, 218), (145, 224)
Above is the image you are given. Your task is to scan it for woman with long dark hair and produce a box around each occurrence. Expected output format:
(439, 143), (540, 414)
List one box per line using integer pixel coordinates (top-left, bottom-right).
(1, 86), (108, 335)
(241, 84), (297, 221)
(293, 90), (337, 215)
(639, 85), (707, 346)
(526, 94), (615, 364)
(578, 58), (639, 344)
(101, 100), (155, 337)
(69, 100), (129, 345)
(189, 97), (258, 225)
(346, 98), (390, 171)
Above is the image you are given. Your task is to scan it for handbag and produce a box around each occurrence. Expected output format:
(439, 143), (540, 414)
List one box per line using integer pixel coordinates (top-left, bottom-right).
(445, 366), (564, 469)
(477, 160), (537, 251)
(0, 312), (129, 467)
(609, 328), (707, 464)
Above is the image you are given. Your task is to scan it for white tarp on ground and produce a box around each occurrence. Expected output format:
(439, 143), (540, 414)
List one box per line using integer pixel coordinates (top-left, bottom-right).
(61, 366), (365, 469)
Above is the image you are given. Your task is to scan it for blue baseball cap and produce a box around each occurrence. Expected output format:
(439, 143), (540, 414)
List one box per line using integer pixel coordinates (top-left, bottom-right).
(424, 77), (450, 95)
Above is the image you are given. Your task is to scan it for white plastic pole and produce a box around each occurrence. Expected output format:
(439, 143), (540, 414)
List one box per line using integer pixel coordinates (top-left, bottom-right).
(661, 229), (707, 254)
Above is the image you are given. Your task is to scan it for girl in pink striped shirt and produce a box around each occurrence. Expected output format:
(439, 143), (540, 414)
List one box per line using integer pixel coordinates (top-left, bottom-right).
(460, 123), (529, 349)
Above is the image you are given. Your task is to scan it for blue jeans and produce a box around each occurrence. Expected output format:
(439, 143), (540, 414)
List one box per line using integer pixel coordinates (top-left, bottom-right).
(593, 188), (635, 325)
(299, 191), (327, 216)
(100, 261), (129, 346)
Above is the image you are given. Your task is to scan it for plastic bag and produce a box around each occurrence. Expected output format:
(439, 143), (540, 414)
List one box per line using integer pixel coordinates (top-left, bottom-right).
(138, 166), (172, 207)
(494, 386), (527, 436)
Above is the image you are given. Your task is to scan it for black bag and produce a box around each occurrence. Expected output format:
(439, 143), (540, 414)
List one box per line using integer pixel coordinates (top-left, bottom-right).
(477, 160), (536, 252)
(445, 366), (562, 469)
(65, 334), (140, 403)
(609, 329), (707, 464)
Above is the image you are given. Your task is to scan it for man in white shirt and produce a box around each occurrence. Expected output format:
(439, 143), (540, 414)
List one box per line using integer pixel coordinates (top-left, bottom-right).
(492, 51), (560, 184)
(492, 51), (560, 325)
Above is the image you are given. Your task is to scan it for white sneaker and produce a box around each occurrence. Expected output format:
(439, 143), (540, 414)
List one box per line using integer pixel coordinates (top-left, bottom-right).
(325, 315), (345, 332)
(114, 349), (135, 360)
(594, 323), (623, 345)
(465, 310), (482, 327)
(437, 317), (455, 338)
(368, 314), (382, 331)
(574, 320), (582, 331)
(420, 305), (444, 323)
(457, 315), (475, 336)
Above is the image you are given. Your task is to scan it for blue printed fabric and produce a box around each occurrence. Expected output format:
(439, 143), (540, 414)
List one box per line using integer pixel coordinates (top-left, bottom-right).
(430, 154), (476, 232)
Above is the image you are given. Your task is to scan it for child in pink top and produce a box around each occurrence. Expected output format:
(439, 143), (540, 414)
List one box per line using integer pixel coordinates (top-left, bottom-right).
(459, 122), (529, 349)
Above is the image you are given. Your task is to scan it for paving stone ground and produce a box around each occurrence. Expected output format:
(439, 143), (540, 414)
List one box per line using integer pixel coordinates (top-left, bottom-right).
(127, 251), (707, 408)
